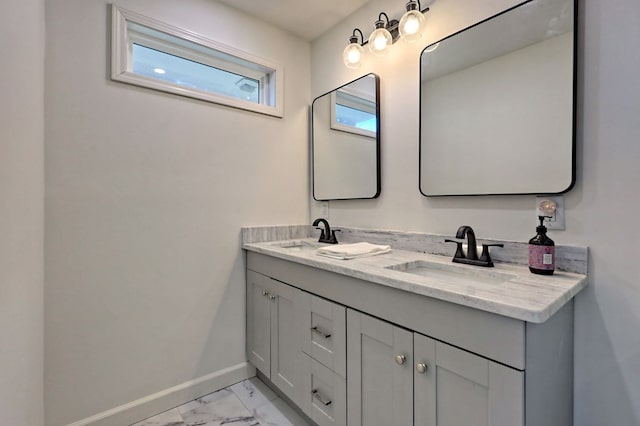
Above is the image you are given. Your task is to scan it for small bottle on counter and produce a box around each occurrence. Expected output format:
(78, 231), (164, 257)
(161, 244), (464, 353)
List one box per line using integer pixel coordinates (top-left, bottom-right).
(529, 216), (555, 275)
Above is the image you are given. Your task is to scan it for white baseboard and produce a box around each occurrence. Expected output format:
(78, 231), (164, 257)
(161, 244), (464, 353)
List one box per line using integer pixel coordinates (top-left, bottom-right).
(65, 362), (256, 426)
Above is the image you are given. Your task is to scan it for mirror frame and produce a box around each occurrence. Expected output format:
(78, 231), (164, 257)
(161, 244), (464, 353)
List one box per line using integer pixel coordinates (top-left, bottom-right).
(418, 0), (577, 197)
(312, 73), (381, 201)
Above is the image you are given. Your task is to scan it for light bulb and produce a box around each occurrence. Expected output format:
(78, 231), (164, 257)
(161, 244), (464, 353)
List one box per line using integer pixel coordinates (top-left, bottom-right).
(539, 199), (557, 216)
(399, 2), (425, 42)
(343, 42), (364, 69)
(368, 27), (392, 56)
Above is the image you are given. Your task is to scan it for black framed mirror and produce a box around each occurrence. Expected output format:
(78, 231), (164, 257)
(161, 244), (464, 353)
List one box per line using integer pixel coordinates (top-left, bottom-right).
(419, 0), (576, 196)
(312, 73), (380, 200)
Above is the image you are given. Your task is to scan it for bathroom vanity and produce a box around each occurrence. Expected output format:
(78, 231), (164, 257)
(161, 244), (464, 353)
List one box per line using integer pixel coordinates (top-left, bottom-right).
(242, 226), (588, 426)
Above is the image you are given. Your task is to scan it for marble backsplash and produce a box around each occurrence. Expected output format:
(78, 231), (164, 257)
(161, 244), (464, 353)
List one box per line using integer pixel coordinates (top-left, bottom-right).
(241, 225), (312, 244)
(241, 225), (588, 275)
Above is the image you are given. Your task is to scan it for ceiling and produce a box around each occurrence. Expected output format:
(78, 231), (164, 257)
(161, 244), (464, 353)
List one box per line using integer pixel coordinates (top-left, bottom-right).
(215, 0), (371, 41)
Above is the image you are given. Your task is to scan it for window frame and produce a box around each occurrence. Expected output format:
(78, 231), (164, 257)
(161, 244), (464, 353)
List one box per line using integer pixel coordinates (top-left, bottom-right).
(111, 5), (284, 117)
(330, 88), (377, 138)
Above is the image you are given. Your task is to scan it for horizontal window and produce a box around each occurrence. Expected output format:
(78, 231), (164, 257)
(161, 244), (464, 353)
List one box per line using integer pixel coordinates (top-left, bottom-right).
(111, 6), (283, 117)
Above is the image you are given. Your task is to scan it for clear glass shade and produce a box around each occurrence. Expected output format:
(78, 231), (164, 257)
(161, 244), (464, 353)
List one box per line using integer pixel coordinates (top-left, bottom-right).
(368, 27), (393, 56)
(399, 10), (425, 42)
(343, 42), (364, 69)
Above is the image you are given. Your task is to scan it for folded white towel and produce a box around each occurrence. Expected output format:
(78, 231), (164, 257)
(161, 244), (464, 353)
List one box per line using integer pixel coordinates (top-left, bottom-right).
(316, 242), (392, 260)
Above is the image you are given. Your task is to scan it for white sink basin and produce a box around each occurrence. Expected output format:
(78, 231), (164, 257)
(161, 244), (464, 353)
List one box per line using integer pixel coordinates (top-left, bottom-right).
(385, 260), (516, 285)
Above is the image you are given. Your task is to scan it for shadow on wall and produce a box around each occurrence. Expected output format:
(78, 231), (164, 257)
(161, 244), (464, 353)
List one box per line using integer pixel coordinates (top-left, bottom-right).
(573, 258), (640, 426)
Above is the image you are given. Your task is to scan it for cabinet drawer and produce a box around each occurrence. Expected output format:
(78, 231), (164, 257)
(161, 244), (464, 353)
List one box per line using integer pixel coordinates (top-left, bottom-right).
(301, 293), (346, 377)
(301, 354), (346, 426)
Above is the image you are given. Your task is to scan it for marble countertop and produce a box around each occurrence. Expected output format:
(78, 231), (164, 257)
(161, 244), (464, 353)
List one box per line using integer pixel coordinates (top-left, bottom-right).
(243, 237), (588, 323)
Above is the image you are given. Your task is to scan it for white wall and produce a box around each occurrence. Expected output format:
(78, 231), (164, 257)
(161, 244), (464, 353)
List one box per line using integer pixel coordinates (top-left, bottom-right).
(311, 0), (639, 424)
(44, 0), (309, 425)
(0, 0), (45, 425)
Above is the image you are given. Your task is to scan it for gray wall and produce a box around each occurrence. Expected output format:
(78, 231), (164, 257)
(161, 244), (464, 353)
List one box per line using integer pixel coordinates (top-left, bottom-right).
(0, 0), (45, 425)
(310, 0), (639, 424)
(44, 0), (309, 424)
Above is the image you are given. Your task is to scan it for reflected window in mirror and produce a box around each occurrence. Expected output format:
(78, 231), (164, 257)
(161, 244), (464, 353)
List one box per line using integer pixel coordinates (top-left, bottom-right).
(419, 0), (576, 196)
(312, 74), (380, 201)
(331, 89), (377, 138)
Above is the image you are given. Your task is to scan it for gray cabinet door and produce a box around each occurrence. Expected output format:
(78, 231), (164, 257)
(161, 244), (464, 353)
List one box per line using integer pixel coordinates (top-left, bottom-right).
(347, 309), (413, 426)
(246, 270), (272, 375)
(270, 279), (305, 406)
(414, 333), (524, 426)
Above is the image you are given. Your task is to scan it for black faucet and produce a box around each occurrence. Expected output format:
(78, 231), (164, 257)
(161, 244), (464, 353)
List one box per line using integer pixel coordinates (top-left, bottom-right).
(312, 218), (339, 244)
(445, 225), (503, 267)
(457, 225), (478, 260)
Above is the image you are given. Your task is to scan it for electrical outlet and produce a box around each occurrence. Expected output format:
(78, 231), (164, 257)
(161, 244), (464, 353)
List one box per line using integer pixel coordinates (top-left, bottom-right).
(535, 195), (565, 230)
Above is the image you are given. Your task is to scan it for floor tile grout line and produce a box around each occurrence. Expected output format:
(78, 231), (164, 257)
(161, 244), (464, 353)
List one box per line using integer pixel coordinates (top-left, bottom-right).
(225, 382), (270, 425)
(227, 383), (272, 425)
(176, 406), (185, 423)
(134, 378), (306, 426)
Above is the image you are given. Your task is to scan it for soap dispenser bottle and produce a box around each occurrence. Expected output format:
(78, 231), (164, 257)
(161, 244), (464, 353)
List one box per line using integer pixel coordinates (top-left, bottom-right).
(529, 216), (555, 275)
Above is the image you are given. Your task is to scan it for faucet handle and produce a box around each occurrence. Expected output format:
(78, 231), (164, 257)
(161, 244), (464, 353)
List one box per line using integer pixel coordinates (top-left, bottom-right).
(315, 227), (326, 240)
(445, 239), (465, 260)
(479, 243), (504, 266)
(327, 229), (341, 244)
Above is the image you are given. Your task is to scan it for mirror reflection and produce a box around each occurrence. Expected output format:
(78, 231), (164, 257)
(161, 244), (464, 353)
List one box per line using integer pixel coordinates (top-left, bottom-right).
(420, 0), (575, 196)
(313, 73), (380, 200)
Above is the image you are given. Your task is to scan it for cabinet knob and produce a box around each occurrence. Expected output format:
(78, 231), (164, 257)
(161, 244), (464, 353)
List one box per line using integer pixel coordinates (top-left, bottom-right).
(395, 354), (406, 365)
(415, 362), (428, 374)
(269, 295), (276, 300)
(262, 291), (269, 297)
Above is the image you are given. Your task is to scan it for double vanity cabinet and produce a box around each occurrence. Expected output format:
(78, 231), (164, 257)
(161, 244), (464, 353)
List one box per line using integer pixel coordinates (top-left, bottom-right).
(244, 232), (587, 426)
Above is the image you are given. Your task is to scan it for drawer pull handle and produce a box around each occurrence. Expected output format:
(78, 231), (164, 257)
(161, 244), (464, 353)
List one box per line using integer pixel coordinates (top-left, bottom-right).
(395, 354), (406, 365)
(416, 362), (428, 374)
(312, 389), (332, 406)
(311, 326), (331, 339)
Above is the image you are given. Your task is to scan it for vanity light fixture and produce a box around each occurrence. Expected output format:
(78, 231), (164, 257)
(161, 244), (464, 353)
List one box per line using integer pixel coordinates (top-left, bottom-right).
(342, 1), (430, 68)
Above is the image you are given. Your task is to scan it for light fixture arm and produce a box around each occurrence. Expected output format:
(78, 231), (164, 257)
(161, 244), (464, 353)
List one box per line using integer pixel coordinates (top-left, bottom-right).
(349, 28), (365, 45)
(377, 12), (390, 26)
(375, 11), (400, 42)
(407, 0), (430, 14)
(409, 0), (421, 12)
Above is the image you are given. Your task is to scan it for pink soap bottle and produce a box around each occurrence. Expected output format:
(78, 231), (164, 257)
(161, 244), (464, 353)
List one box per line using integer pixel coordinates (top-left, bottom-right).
(529, 216), (555, 275)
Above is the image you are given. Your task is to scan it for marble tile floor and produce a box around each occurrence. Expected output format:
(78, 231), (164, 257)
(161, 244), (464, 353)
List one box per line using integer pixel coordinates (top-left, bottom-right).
(131, 377), (311, 426)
